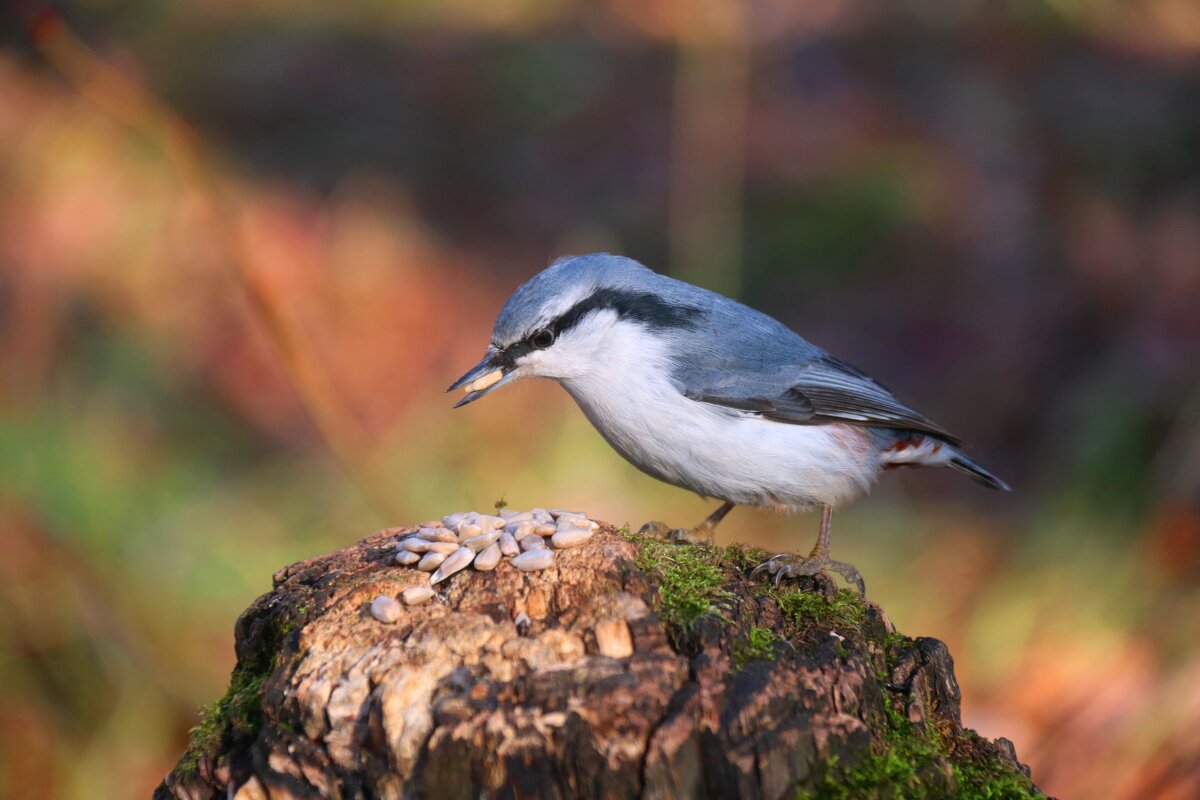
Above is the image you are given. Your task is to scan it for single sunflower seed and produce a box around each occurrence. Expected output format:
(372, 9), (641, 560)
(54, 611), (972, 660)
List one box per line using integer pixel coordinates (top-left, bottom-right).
(431, 546), (475, 585)
(474, 543), (502, 571)
(370, 595), (401, 623)
(511, 549), (555, 571)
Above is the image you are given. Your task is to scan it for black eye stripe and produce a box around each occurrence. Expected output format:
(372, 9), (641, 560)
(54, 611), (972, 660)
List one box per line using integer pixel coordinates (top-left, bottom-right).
(550, 288), (703, 336)
(498, 288), (703, 366)
(496, 341), (530, 368)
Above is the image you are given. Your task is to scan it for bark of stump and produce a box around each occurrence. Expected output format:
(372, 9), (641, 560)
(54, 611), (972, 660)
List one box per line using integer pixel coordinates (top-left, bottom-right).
(155, 520), (1042, 799)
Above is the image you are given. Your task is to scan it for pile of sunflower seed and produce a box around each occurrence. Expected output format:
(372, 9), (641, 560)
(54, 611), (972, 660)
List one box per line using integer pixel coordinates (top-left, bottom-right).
(374, 508), (598, 614)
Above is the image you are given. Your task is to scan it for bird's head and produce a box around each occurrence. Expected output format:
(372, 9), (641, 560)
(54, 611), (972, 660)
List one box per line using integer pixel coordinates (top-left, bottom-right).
(448, 253), (702, 407)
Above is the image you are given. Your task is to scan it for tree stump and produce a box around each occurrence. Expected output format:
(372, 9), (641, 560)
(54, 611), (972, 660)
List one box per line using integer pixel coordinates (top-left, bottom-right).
(155, 516), (1042, 799)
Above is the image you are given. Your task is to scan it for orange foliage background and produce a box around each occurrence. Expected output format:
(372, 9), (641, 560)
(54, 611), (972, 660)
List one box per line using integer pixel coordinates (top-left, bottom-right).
(1, 2), (1199, 797)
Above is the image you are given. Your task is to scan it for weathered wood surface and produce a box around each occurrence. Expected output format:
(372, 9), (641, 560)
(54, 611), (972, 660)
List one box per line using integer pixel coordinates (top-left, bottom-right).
(156, 520), (1041, 799)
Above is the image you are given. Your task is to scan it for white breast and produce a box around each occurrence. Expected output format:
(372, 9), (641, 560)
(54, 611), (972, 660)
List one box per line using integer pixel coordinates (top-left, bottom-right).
(558, 323), (880, 510)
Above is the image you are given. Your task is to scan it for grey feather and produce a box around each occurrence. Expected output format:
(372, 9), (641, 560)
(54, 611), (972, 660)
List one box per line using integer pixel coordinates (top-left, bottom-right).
(493, 254), (663, 345)
(678, 356), (961, 446)
(496, 253), (959, 444)
(455, 252), (1011, 507)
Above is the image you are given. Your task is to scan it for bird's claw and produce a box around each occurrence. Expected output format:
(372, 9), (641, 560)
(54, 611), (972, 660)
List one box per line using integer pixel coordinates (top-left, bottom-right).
(637, 520), (714, 546)
(827, 560), (866, 598)
(749, 554), (786, 581)
(668, 523), (714, 546)
(757, 552), (826, 584)
(750, 552), (866, 597)
(637, 520), (673, 541)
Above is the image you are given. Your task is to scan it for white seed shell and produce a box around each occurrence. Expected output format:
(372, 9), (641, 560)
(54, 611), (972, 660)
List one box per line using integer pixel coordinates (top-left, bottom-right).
(417, 551), (448, 571)
(507, 521), (537, 539)
(557, 515), (597, 531)
(418, 527), (459, 543)
(534, 523), (558, 536)
(442, 512), (467, 529)
(370, 595), (401, 623)
(474, 543), (502, 571)
(431, 546), (476, 585)
(512, 549), (556, 571)
(499, 531), (520, 557)
(520, 535), (547, 552)
(394, 550), (421, 566)
(457, 523), (483, 539)
(462, 530), (502, 552)
(402, 586), (435, 605)
(551, 526), (593, 549)
(475, 515), (506, 532)
(426, 541), (461, 555)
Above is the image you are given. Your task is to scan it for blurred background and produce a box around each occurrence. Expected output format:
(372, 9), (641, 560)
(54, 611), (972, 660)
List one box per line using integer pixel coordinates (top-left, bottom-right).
(1, 1), (1198, 797)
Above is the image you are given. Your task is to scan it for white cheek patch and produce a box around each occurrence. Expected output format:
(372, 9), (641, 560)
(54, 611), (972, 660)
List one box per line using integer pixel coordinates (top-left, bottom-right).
(572, 308), (617, 337)
(518, 350), (549, 373)
(515, 309), (619, 381)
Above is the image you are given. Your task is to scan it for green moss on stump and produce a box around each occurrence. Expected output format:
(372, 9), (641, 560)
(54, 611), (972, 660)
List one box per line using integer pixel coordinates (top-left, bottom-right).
(176, 527), (1037, 798)
(732, 625), (783, 669)
(795, 710), (1040, 800)
(773, 586), (867, 632)
(628, 534), (1040, 799)
(632, 536), (734, 641)
(179, 663), (269, 776)
(177, 599), (310, 778)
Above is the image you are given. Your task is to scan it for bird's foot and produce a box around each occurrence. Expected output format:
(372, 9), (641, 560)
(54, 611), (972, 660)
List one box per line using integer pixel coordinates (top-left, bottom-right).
(636, 520), (715, 547)
(669, 521), (715, 546)
(637, 520), (673, 541)
(751, 552), (866, 597)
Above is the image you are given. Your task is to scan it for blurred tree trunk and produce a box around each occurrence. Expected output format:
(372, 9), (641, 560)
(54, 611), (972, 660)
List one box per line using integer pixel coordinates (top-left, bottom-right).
(155, 521), (1040, 799)
(668, 1), (749, 298)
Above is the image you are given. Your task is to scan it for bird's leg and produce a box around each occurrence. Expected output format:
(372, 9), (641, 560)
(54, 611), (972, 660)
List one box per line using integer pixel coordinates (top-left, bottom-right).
(671, 500), (736, 545)
(637, 500), (735, 547)
(750, 506), (866, 597)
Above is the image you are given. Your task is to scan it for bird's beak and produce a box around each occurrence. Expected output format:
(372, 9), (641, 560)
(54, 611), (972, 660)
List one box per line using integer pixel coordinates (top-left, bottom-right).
(447, 351), (514, 408)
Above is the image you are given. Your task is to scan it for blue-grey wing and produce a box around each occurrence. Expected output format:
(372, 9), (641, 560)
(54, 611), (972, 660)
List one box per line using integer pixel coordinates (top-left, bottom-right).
(676, 353), (962, 446)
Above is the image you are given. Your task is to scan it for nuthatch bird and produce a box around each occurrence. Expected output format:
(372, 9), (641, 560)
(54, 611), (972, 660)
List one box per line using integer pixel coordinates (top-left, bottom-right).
(450, 254), (1009, 595)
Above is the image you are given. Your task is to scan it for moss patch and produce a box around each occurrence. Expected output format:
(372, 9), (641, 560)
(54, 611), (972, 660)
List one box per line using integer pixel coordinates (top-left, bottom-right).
(773, 586), (868, 634)
(628, 534), (869, 651)
(952, 759), (1042, 799)
(625, 533), (1039, 798)
(180, 663), (269, 775)
(713, 541), (771, 573)
(795, 685), (1039, 799)
(732, 625), (782, 669)
(633, 537), (733, 644)
(177, 600), (311, 777)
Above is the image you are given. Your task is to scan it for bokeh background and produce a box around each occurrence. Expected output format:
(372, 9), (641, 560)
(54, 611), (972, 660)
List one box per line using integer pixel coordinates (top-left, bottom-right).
(2, 1), (1199, 797)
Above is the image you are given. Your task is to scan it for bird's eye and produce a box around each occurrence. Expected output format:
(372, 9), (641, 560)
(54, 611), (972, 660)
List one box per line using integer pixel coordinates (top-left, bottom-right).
(530, 329), (555, 349)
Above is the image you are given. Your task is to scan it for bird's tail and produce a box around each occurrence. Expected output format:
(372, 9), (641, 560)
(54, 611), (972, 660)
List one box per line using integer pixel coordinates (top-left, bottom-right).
(879, 432), (1011, 492)
(947, 452), (1011, 492)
